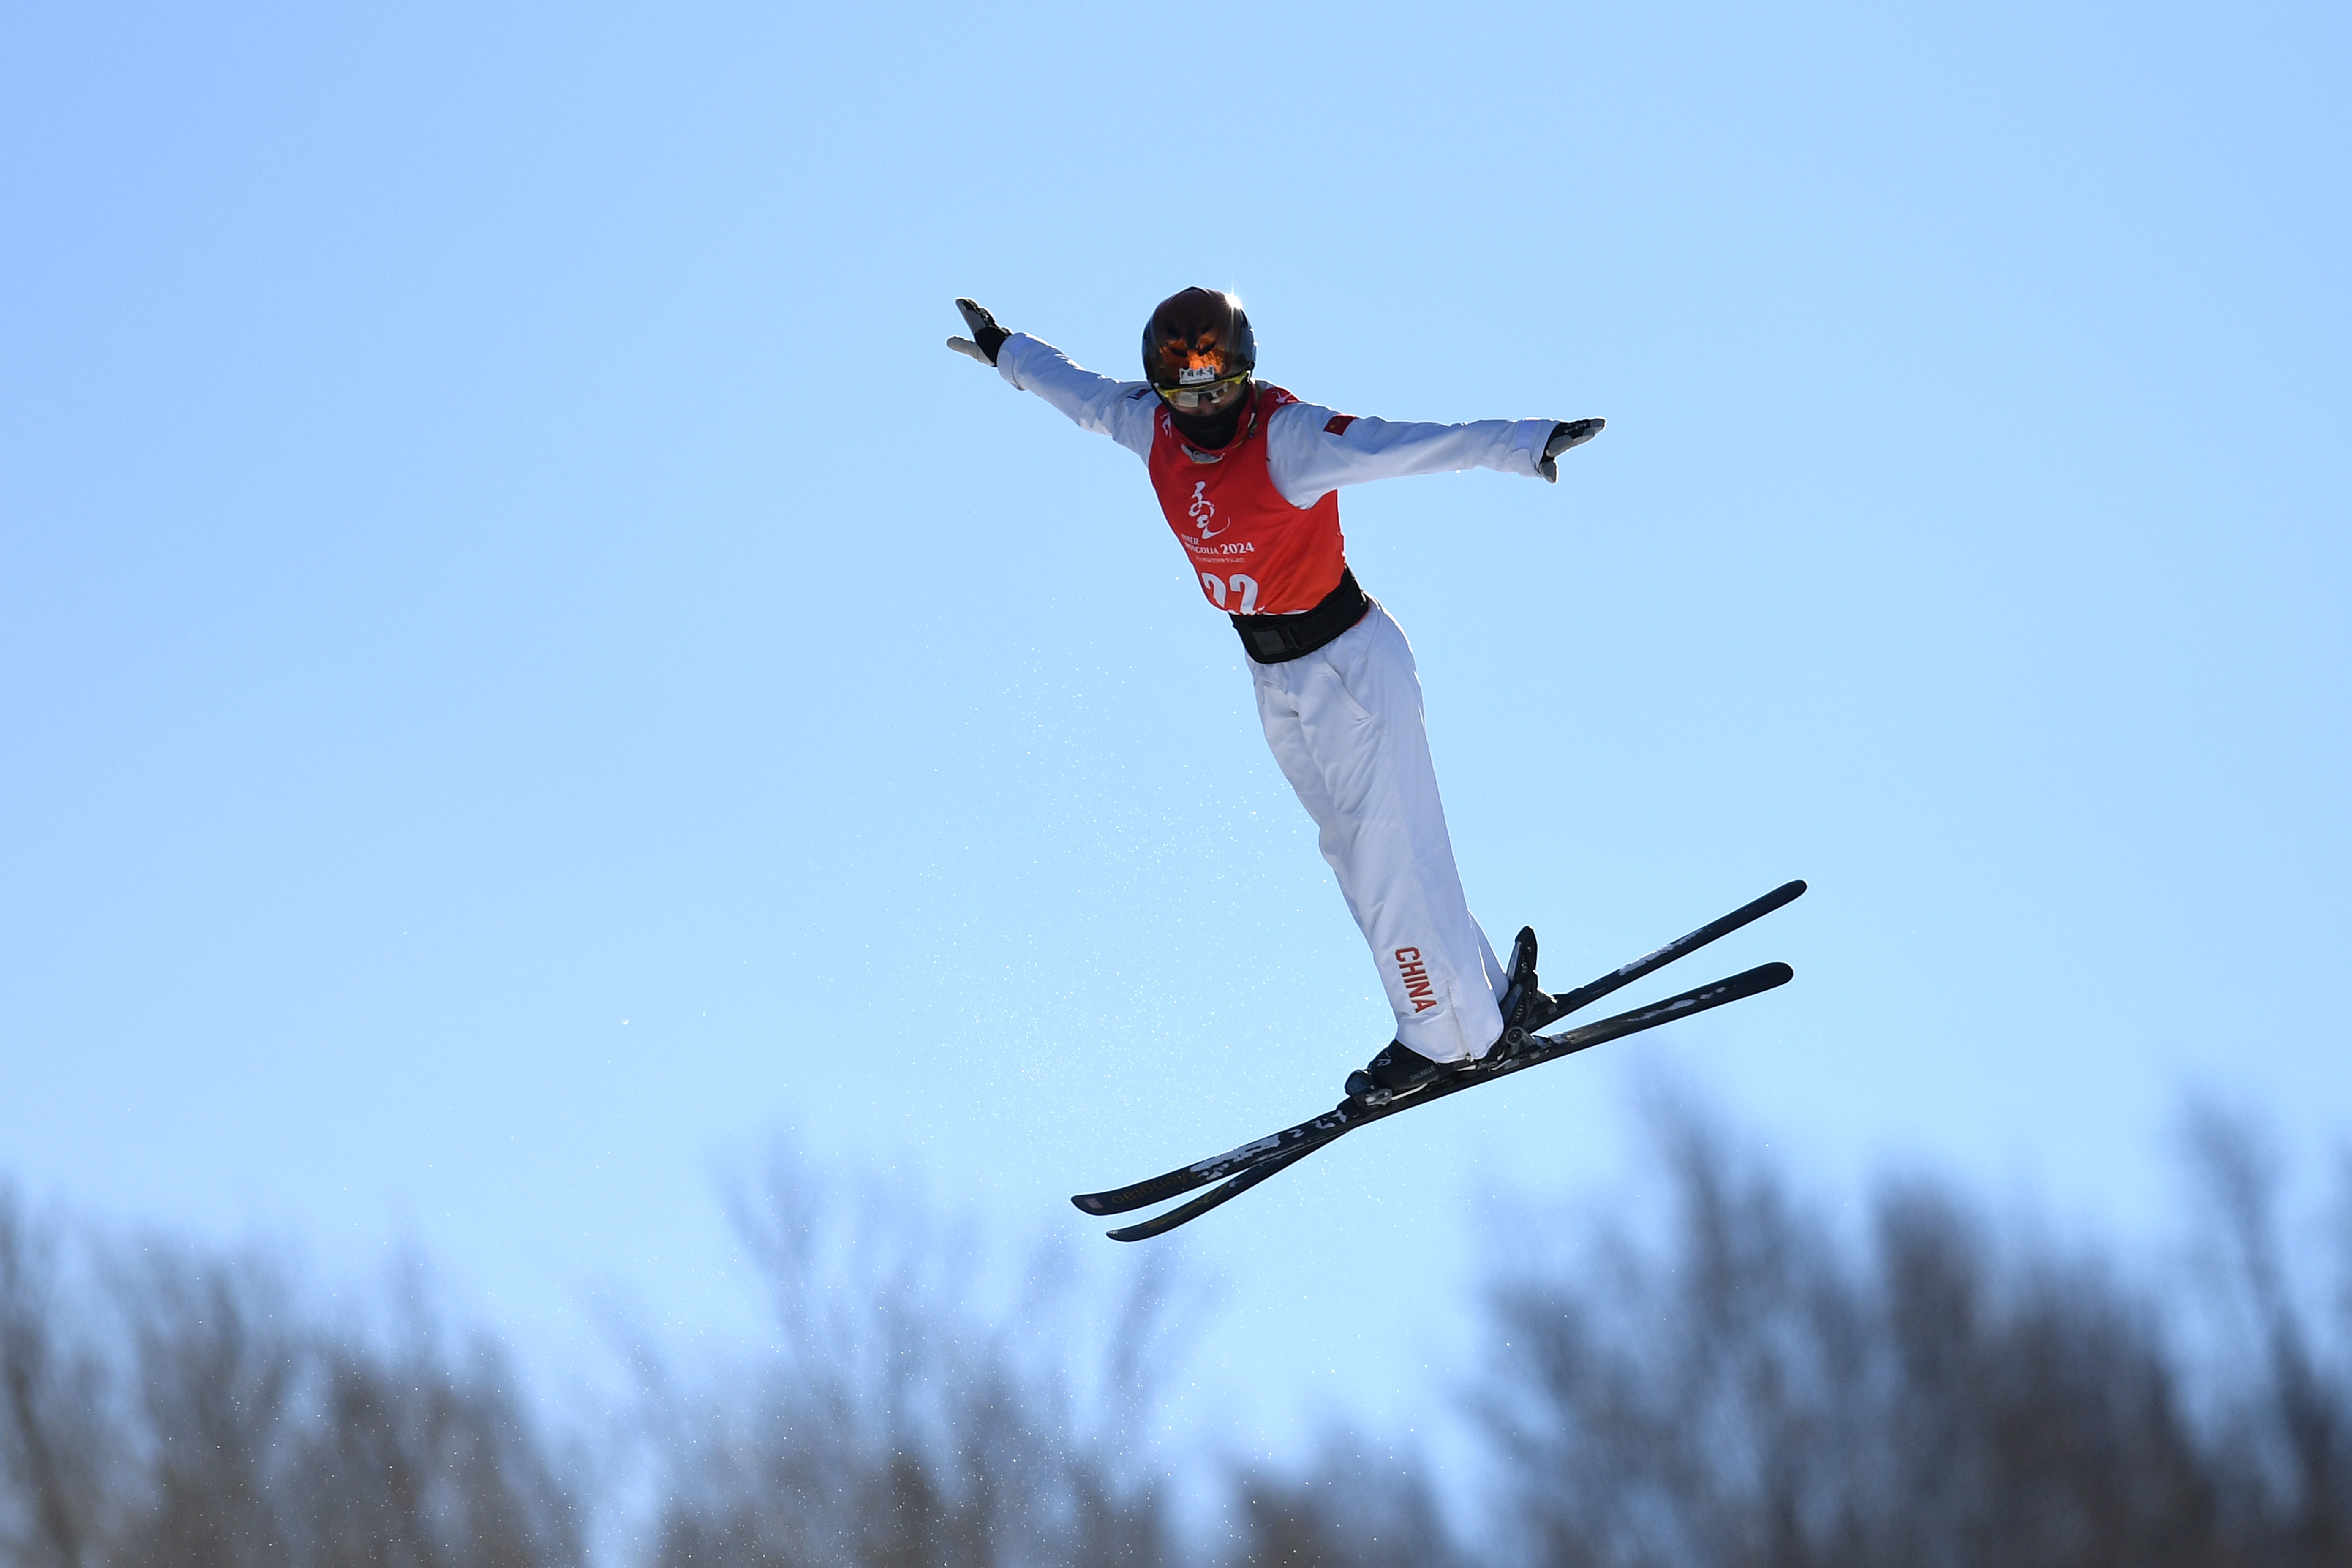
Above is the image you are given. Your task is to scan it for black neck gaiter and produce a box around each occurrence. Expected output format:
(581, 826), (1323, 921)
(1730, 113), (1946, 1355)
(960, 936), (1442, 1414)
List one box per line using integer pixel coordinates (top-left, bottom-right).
(1170, 386), (1251, 452)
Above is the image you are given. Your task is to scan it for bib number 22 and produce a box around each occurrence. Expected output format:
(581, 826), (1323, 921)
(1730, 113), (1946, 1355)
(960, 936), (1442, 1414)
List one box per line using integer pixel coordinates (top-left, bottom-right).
(1200, 573), (1260, 613)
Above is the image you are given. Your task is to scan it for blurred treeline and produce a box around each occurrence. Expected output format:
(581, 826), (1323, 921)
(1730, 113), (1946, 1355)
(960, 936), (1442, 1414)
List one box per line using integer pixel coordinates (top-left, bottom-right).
(4, 1097), (2349, 1568)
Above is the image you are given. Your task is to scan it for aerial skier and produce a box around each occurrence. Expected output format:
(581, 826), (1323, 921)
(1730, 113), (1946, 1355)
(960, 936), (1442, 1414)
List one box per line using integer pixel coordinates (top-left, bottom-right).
(945, 289), (1604, 1102)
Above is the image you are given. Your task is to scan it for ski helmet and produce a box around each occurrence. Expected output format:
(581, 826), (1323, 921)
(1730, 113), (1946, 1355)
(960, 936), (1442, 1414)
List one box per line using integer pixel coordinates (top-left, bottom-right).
(1141, 288), (1256, 410)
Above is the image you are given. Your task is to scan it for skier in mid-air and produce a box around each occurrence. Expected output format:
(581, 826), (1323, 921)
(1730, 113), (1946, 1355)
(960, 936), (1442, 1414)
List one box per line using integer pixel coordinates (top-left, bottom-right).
(947, 290), (1604, 1102)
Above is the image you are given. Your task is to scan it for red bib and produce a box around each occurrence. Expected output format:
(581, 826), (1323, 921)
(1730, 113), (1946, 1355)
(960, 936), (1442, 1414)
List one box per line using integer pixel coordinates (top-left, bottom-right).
(1147, 383), (1346, 616)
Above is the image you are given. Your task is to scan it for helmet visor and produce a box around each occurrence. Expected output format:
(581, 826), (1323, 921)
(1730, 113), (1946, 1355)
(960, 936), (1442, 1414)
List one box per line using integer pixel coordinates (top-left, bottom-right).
(1154, 371), (1250, 411)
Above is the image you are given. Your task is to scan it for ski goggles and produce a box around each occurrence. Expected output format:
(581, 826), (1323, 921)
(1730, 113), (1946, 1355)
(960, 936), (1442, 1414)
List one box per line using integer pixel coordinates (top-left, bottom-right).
(1154, 372), (1250, 411)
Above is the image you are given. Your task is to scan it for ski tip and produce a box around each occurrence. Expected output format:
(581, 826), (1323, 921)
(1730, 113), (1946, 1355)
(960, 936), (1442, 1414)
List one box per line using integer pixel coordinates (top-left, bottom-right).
(1070, 1194), (1113, 1216)
(1758, 960), (1795, 987)
(1740, 880), (1808, 920)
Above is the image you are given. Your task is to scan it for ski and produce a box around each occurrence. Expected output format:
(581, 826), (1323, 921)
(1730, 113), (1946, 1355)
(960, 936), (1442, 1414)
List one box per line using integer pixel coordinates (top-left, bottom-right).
(1096, 961), (1793, 1241)
(1073, 879), (1805, 1224)
(1526, 878), (1806, 1034)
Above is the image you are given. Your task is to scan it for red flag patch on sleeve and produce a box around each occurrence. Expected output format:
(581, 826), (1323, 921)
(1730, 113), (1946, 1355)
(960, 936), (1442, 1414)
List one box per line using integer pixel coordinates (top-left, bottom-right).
(1323, 414), (1358, 436)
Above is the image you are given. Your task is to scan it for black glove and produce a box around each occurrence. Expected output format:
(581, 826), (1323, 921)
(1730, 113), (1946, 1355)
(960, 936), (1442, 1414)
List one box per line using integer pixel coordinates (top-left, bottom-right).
(1539, 417), (1606, 482)
(946, 298), (1011, 366)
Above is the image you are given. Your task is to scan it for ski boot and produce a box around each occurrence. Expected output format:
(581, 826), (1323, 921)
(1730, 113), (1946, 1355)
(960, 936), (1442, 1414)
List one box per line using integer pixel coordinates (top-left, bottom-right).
(1344, 928), (1556, 1103)
(1344, 1039), (1456, 1104)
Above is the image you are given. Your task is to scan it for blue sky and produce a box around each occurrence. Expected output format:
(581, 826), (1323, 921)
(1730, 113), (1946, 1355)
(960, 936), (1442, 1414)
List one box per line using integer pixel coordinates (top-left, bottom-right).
(4, 0), (2347, 1451)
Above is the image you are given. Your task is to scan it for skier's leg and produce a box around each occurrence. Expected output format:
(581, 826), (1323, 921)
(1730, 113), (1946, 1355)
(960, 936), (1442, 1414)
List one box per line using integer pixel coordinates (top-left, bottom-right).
(1252, 604), (1506, 1063)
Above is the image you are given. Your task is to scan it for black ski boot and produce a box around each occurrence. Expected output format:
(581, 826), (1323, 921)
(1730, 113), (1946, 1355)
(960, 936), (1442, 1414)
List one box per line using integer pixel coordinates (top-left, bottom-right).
(1345, 1040), (1454, 1102)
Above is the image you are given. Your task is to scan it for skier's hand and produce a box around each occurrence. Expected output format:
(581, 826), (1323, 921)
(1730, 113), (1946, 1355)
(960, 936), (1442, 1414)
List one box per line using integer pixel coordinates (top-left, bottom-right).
(946, 298), (1010, 367)
(1538, 417), (1606, 482)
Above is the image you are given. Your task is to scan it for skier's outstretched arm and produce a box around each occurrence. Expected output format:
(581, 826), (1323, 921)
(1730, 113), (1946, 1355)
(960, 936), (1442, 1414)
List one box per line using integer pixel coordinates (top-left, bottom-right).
(1267, 407), (1606, 505)
(945, 297), (1157, 457)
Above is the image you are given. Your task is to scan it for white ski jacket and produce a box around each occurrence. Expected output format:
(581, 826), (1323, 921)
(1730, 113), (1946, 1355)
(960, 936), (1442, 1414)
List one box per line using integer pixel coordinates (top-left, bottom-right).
(994, 335), (1559, 506)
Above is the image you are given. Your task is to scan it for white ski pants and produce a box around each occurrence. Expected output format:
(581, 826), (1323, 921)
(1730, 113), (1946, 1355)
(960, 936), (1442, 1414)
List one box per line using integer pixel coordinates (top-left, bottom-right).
(1250, 602), (1507, 1063)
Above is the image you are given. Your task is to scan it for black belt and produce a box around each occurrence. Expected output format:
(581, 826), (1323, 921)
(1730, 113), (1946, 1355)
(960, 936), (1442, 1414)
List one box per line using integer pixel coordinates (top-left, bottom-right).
(1230, 566), (1371, 664)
